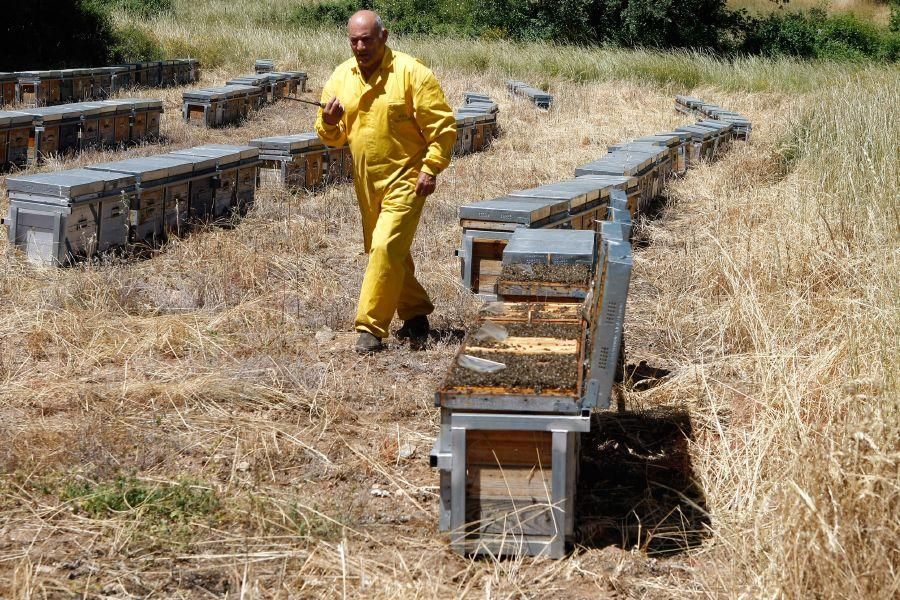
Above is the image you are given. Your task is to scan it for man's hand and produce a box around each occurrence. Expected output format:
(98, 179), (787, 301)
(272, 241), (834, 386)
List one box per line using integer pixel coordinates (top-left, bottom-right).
(322, 96), (345, 126)
(415, 171), (437, 197)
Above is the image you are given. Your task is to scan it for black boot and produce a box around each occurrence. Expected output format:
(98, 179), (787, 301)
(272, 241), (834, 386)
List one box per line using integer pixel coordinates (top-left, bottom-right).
(355, 332), (384, 354)
(396, 315), (430, 349)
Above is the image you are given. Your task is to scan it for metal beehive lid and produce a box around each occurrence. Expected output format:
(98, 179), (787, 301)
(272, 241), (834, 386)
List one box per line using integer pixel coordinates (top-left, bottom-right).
(77, 101), (116, 116)
(93, 99), (136, 114)
(87, 156), (176, 183)
(191, 144), (259, 162)
(459, 196), (568, 225)
(146, 155), (196, 177)
(59, 68), (91, 76)
(604, 151), (654, 172)
(653, 130), (692, 142)
(501, 228), (596, 266)
(0, 72), (16, 81)
(0, 110), (36, 126)
(248, 133), (322, 152)
(71, 102), (104, 117)
(575, 158), (645, 177)
(64, 168), (137, 191)
(696, 119), (734, 133)
(454, 112), (476, 126)
(159, 151), (218, 172)
(674, 124), (716, 140)
(18, 70), (62, 80)
(509, 178), (605, 205)
(465, 100), (499, 114)
(575, 174), (638, 190)
(606, 143), (669, 161)
(227, 74), (270, 87)
(6, 170), (113, 200)
(14, 107), (67, 123)
(633, 133), (681, 147)
(463, 92), (492, 102)
(675, 95), (704, 107)
(222, 84), (259, 97)
(123, 98), (163, 110)
(273, 70), (307, 79)
(183, 88), (227, 101)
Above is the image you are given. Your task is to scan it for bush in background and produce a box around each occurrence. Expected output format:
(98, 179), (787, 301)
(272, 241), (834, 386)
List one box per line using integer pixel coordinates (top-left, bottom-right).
(289, 0), (899, 61)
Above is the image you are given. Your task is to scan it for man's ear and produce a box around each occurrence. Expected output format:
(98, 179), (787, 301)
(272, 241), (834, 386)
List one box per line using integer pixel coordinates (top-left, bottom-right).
(382, 29), (389, 43)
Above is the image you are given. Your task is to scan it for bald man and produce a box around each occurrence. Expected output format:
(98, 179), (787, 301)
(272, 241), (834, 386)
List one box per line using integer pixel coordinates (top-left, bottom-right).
(315, 11), (457, 354)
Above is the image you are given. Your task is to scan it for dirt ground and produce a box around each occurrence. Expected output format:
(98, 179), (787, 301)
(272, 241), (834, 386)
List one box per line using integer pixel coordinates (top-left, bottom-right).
(0, 68), (789, 598)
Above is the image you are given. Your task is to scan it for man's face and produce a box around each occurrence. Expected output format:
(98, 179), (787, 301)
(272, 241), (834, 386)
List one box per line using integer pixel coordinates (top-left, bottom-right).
(348, 20), (387, 72)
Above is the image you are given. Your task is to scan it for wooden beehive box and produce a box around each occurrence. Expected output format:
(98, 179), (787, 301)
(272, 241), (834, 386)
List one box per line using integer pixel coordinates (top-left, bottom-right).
(433, 302), (587, 557)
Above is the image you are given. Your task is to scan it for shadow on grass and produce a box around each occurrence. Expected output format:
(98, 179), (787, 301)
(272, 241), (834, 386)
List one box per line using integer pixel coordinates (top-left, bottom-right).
(576, 409), (710, 555)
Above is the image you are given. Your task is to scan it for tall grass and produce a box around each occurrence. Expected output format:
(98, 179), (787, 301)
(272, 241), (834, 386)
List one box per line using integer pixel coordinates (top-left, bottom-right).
(131, 8), (888, 93)
(652, 72), (899, 597)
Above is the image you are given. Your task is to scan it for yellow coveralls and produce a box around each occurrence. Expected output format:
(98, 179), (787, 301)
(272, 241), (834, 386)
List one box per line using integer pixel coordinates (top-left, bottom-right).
(315, 48), (457, 339)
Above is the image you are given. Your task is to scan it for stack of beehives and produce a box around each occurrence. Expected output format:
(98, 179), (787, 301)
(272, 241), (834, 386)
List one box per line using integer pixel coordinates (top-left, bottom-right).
(675, 95), (752, 140)
(0, 99), (164, 170)
(434, 97), (751, 558)
(432, 210), (633, 558)
(183, 62), (308, 129)
(250, 133), (353, 189)
(3, 144), (259, 266)
(0, 60), (199, 109)
(453, 92), (501, 156)
(506, 80), (553, 109)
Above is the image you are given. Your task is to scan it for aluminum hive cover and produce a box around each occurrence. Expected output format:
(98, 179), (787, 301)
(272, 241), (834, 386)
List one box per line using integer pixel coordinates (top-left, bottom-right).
(606, 143), (669, 161)
(158, 152), (218, 173)
(574, 174), (637, 190)
(459, 196), (569, 224)
(0, 111), (35, 126)
(191, 144), (259, 161)
(632, 134), (682, 147)
(249, 133), (322, 152)
(502, 228), (596, 265)
(6, 170), (120, 200)
(87, 157), (179, 182)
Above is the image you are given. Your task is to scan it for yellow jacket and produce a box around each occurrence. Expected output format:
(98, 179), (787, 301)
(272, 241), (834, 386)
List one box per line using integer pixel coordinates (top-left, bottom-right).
(315, 48), (457, 192)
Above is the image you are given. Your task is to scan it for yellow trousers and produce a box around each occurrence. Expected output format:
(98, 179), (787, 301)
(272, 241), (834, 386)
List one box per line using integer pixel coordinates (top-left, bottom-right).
(354, 171), (434, 339)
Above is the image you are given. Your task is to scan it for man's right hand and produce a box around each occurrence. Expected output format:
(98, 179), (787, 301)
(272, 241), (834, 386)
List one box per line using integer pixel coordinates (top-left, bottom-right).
(322, 96), (345, 126)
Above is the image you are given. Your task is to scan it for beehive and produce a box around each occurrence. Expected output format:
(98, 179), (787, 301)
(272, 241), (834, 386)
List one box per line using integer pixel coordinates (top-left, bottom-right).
(0, 73), (16, 106)
(249, 133), (346, 190)
(0, 111), (33, 168)
(4, 168), (136, 265)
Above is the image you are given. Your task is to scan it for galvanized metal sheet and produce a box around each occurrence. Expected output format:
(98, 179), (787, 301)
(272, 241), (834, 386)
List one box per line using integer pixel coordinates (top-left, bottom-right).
(459, 196), (568, 225)
(502, 228), (596, 265)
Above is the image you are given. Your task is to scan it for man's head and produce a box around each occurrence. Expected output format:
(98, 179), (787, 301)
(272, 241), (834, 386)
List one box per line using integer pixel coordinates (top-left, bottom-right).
(348, 10), (388, 73)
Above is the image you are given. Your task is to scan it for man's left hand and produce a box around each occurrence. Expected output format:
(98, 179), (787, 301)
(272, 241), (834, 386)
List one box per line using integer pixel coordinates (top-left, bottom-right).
(415, 171), (437, 197)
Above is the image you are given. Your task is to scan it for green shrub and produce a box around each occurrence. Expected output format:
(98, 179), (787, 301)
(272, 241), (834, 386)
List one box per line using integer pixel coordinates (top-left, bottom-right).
(98, 0), (174, 18)
(740, 8), (898, 61)
(290, 0), (368, 28)
(110, 23), (165, 62)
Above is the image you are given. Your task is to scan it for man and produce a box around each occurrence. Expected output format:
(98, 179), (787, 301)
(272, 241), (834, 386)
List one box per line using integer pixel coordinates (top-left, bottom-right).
(316, 10), (457, 354)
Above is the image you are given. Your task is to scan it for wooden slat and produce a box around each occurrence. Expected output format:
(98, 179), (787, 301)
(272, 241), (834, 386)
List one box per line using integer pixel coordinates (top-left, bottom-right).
(466, 336), (578, 355)
(467, 430), (552, 466)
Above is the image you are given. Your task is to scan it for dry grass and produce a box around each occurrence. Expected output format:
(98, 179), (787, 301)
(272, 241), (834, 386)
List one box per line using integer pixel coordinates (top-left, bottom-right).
(1, 11), (898, 600)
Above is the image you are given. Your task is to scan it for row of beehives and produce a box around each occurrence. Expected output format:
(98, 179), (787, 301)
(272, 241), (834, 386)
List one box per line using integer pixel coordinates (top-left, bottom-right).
(429, 98), (752, 558)
(3, 144), (259, 266)
(675, 95), (752, 139)
(0, 59), (199, 108)
(506, 80), (553, 109)
(457, 114), (744, 297)
(246, 92), (501, 190)
(182, 70), (308, 128)
(0, 99), (163, 171)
